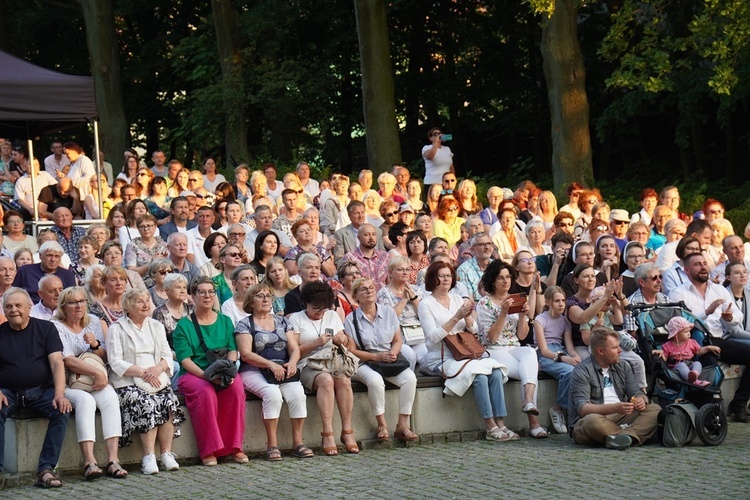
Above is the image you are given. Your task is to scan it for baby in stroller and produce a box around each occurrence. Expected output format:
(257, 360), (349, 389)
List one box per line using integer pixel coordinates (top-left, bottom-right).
(653, 317), (720, 387)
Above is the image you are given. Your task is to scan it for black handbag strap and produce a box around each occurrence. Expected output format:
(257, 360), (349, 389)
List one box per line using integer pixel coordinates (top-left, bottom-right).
(191, 313), (209, 353)
(351, 309), (366, 351)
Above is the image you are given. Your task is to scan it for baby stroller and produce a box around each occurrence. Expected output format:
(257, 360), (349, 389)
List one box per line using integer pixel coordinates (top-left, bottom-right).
(628, 301), (727, 446)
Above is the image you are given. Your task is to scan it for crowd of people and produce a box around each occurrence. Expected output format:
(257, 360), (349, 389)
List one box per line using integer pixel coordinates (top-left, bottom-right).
(1, 132), (749, 488)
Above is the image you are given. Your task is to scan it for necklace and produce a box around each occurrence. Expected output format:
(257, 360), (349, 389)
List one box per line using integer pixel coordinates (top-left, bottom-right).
(307, 314), (324, 337)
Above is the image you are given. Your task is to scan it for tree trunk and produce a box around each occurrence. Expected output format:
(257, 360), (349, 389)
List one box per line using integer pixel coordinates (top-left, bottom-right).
(353, 0), (402, 175)
(77, 0), (128, 176)
(211, 0), (250, 168)
(540, 0), (593, 191)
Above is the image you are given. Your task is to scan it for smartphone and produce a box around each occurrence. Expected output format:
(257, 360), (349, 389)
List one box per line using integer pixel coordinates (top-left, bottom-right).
(506, 293), (527, 315)
(440, 134), (453, 142)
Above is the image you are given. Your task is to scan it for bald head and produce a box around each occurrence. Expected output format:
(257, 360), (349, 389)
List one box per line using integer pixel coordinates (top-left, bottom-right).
(357, 223), (378, 250)
(723, 235), (745, 264)
(0, 257), (15, 287)
(52, 207), (73, 229)
(38, 275), (63, 310)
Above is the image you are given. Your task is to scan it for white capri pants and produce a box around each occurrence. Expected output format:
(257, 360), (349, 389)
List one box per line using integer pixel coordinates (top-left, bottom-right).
(241, 369), (307, 420)
(487, 345), (539, 404)
(64, 385), (122, 442)
(352, 363), (417, 416)
(400, 342), (428, 371)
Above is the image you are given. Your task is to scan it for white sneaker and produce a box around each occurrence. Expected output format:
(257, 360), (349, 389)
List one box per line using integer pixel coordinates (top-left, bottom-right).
(160, 451), (179, 471)
(549, 407), (567, 434)
(141, 453), (159, 475)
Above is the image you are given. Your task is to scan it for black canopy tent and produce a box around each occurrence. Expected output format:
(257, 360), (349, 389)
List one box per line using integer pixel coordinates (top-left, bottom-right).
(0, 50), (102, 222)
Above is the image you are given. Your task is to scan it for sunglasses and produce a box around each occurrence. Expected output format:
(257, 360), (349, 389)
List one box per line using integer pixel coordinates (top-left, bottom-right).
(447, 207), (459, 212)
(613, 220), (629, 225)
(645, 274), (663, 282)
(385, 211), (398, 217)
(229, 232), (246, 237)
(225, 252), (242, 258)
(444, 179), (457, 184)
(188, 178), (199, 183)
(156, 269), (176, 276)
(557, 222), (573, 227)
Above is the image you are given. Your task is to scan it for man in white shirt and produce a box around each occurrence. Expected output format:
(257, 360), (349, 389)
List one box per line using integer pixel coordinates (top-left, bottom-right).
(296, 161), (319, 198)
(43, 141), (70, 178)
(30, 275), (63, 320)
(669, 252), (750, 422)
(710, 235), (750, 283)
(15, 158), (57, 219)
(186, 206), (216, 267)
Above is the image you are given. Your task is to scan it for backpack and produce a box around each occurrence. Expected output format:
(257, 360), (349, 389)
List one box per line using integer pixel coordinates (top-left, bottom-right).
(661, 401), (697, 447)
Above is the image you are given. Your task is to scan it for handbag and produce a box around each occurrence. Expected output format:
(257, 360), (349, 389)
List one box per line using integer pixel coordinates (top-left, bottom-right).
(443, 331), (487, 361)
(134, 372), (171, 394)
(306, 344), (359, 378)
(246, 315), (301, 385)
(191, 313), (229, 363)
(352, 309), (409, 377)
(401, 324), (425, 346)
(68, 351), (108, 392)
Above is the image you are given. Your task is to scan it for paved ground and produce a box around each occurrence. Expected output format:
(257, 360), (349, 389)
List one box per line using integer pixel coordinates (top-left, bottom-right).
(6, 422), (750, 499)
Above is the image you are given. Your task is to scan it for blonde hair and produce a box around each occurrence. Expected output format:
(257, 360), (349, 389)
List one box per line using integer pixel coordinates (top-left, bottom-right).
(53, 287), (91, 328)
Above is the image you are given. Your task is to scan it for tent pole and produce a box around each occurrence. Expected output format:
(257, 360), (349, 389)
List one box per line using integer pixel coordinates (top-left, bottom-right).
(28, 139), (38, 222)
(93, 120), (103, 219)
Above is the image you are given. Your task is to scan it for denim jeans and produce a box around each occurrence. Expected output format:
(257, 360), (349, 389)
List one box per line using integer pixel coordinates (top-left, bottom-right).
(0, 387), (70, 473)
(537, 342), (575, 409)
(472, 369), (507, 419)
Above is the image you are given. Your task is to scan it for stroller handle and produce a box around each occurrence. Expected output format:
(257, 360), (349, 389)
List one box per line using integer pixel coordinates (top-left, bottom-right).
(624, 301), (688, 312)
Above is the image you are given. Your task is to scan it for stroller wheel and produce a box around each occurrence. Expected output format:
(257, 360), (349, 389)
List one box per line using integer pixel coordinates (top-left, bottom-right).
(695, 403), (727, 446)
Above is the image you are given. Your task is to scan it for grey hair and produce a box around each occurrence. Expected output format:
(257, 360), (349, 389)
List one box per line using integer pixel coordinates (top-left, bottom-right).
(524, 218), (546, 237)
(231, 264), (257, 282)
(228, 223), (246, 234)
(84, 264), (105, 287)
(38, 274), (62, 290)
(468, 231), (489, 247)
(167, 232), (188, 246)
(148, 258), (174, 277)
(39, 240), (64, 255)
(464, 215), (483, 230)
(634, 262), (659, 283)
(121, 287), (150, 313)
(2, 287), (31, 308)
(163, 272), (188, 291)
(296, 252), (321, 268)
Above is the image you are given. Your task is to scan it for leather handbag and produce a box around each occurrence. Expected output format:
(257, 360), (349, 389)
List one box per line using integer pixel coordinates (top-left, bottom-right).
(443, 331), (487, 361)
(352, 309), (409, 377)
(306, 344), (359, 378)
(68, 352), (108, 392)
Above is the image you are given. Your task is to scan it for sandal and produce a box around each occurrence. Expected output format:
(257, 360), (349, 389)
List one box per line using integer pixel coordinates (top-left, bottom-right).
(394, 427), (419, 442)
(291, 444), (314, 458)
(84, 462), (103, 480)
(202, 455), (218, 467)
(106, 461), (128, 479)
(375, 425), (390, 442)
(499, 426), (521, 441)
(265, 446), (282, 461)
(35, 469), (62, 489)
(522, 402), (540, 415)
(233, 451), (249, 464)
(321, 432), (338, 456)
(530, 426), (549, 439)
(486, 427), (510, 442)
(340, 429), (360, 454)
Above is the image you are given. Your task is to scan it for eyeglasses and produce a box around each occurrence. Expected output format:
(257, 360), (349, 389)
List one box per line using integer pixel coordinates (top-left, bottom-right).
(254, 294), (272, 301)
(394, 268), (410, 273)
(557, 222), (573, 227)
(188, 178), (199, 183)
(156, 269), (175, 276)
(444, 179), (457, 184)
(195, 289), (217, 297)
(627, 254), (644, 260)
(65, 299), (87, 307)
(310, 305), (329, 312)
(517, 257), (535, 264)
(496, 275), (512, 281)
(437, 274), (453, 280)
(613, 220), (628, 225)
(196, 194), (208, 199)
(138, 224), (155, 230)
(345, 271), (362, 278)
(446, 207), (459, 212)
(356, 285), (376, 294)
(473, 242), (493, 248)
(218, 206), (227, 211)
(225, 252), (242, 258)
(137, 172), (149, 177)
(431, 132), (441, 137)
(6, 218), (23, 224)
(385, 211), (398, 217)
(593, 226), (608, 232)
(229, 232), (246, 237)
(708, 209), (724, 214)
(645, 274), (662, 282)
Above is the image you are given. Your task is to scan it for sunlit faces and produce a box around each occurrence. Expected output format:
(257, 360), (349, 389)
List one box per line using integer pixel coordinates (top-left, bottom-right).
(574, 267), (597, 291)
(549, 292), (566, 316)
(574, 245), (595, 266)
(597, 238), (618, 261)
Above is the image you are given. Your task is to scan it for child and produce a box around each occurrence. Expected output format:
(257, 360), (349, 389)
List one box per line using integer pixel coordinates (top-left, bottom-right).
(654, 317), (720, 386)
(581, 286), (647, 391)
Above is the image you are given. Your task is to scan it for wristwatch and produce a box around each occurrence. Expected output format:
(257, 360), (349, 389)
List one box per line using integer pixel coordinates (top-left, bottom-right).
(90, 341), (101, 351)
(554, 352), (563, 362)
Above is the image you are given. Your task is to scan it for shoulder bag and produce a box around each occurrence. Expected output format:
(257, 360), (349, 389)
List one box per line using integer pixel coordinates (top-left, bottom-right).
(68, 351), (108, 392)
(191, 313), (228, 363)
(305, 318), (359, 378)
(248, 315), (300, 385)
(352, 309), (409, 377)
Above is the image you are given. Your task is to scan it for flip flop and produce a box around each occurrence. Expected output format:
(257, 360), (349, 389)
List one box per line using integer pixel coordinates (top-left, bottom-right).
(291, 444), (314, 458)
